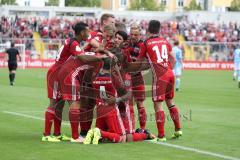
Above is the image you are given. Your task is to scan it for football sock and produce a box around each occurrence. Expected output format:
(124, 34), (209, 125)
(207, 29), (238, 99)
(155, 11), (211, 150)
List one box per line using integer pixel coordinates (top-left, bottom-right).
(69, 108), (80, 139)
(169, 106), (181, 131)
(44, 107), (55, 136)
(12, 73), (15, 82)
(79, 107), (93, 135)
(176, 78), (181, 89)
(155, 110), (165, 138)
(54, 108), (63, 136)
(138, 107), (147, 129)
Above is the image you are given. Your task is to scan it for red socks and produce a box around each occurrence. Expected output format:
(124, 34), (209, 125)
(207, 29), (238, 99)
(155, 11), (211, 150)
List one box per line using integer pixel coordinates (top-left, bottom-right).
(169, 106), (181, 131)
(44, 107), (55, 136)
(79, 107), (93, 135)
(138, 107), (147, 129)
(101, 130), (121, 143)
(69, 108), (80, 139)
(53, 108), (62, 136)
(155, 110), (165, 138)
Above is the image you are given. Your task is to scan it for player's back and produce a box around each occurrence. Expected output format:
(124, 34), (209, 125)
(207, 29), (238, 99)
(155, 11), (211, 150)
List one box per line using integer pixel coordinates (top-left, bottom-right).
(144, 36), (172, 74)
(93, 74), (117, 105)
(234, 48), (240, 63)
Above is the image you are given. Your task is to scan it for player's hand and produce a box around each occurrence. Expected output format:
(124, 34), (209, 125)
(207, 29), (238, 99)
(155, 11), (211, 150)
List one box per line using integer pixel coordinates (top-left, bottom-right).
(105, 97), (116, 105)
(98, 54), (109, 60)
(95, 45), (105, 53)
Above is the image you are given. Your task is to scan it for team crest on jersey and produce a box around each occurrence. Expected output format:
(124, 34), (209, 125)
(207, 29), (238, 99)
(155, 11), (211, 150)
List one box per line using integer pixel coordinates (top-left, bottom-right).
(94, 37), (100, 41)
(124, 80), (131, 87)
(76, 46), (82, 52)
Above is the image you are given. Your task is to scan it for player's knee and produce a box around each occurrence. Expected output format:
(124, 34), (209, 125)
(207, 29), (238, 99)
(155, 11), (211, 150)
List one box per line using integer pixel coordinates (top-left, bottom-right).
(119, 135), (127, 143)
(166, 99), (175, 108)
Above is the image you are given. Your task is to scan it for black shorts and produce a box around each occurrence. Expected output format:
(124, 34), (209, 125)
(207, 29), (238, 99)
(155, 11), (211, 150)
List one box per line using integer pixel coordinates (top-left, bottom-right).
(8, 62), (17, 71)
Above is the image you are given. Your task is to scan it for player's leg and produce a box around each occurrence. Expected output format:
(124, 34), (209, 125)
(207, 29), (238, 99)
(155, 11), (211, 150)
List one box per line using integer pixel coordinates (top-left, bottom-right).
(68, 100), (82, 142)
(154, 101), (166, 141)
(233, 62), (237, 81)
(166, 99), (182, 138)
(175, 67), (182, 91)
(136, 100), (147, 129)
(42, 98), (60, 142)
(53, 100), (70, 141)
(133, 85), (147, 129)
(92, 107), (126, 144)
(8, 62), (17, 86)
(237, 63), (240, 88)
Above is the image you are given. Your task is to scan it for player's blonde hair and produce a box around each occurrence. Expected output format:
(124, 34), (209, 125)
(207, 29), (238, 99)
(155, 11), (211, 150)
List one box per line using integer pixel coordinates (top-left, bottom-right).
(130, 22), (141, 31)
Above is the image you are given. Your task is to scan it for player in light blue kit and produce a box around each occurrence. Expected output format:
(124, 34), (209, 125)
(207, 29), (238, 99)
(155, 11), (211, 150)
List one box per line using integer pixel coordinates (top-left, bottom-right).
(173, 41), (183, 91)
(233, 47), (240, 88)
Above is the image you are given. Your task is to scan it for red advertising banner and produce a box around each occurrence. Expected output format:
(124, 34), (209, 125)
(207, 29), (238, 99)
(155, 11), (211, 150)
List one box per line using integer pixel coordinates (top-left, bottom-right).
(183, 61), (234, 70)
(0, 60), (234, 70)
(0, 59), (55, 68)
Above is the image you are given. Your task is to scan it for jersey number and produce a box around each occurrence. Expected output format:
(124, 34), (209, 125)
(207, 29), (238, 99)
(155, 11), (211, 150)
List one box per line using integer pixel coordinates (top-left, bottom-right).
(100, 86), (108, 99)
(152, 45), (168, 63)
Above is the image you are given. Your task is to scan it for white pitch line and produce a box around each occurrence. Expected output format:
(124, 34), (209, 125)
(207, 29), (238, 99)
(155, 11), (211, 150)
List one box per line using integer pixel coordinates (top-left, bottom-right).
(148, 140), (240, 160)
(2, 111), (69, 126)
(3, 111), (240, 160)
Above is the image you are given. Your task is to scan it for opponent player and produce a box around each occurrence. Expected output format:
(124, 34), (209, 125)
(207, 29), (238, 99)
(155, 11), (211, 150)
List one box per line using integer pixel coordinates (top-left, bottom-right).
(233, 46), (240, 88)
(172, 40), (183, 91)
(126, 20), (182, 141)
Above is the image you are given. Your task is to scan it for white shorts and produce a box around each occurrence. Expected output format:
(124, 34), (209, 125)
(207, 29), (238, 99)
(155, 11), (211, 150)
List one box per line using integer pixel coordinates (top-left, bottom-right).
(173, 67), (182, 76)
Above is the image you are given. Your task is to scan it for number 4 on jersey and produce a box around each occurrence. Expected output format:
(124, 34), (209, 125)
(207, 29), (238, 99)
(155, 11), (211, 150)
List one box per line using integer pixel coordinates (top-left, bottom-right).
(152, 45), (168, 63)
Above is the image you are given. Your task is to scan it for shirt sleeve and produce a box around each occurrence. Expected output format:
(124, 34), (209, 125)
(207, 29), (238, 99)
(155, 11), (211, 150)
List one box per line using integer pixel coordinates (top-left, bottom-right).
(70, 41), (85, 56)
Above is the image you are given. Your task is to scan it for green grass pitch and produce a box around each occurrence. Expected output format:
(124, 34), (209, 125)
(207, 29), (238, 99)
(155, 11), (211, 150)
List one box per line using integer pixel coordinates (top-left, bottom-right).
(0, 68), (239, 160)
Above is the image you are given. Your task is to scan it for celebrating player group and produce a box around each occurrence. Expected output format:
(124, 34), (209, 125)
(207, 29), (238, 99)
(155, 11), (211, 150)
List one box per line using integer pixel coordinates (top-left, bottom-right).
(42, 13), (182, 144)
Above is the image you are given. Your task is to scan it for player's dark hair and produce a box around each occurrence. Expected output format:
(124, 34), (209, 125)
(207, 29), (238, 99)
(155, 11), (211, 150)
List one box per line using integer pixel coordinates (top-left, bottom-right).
(72, 22), (88, 35)
(148, 20), (160, 34)
(174, 41), (179, 46)
(115, 31), (128, 41)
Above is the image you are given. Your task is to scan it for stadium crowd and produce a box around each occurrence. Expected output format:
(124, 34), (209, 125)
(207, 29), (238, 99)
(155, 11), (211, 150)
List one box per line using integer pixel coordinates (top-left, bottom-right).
(1, 16), (240, 42)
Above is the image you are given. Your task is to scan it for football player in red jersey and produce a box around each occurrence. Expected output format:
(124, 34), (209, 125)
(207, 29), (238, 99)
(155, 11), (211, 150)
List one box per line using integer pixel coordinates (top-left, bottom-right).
(83, 31), (155, 144)
(42, 22), (98, 142)
(56, 22), (108, 143)
(126, 20), (182, 142)
(127, 23), (147, 130)
(79, 24), (116, 138)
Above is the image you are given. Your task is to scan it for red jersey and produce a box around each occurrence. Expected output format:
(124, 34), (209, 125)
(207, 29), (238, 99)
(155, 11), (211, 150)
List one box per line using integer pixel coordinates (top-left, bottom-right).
(128, 40), (144, 62)
(56, 38), (84, 65)
(139, 36), (172, 76)
(85, 31), (103, 52)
